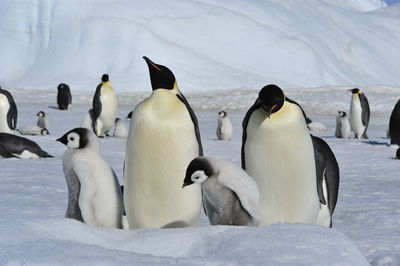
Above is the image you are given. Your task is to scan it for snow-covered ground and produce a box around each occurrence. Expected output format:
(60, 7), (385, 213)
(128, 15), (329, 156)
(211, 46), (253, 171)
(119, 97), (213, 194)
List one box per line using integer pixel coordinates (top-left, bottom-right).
(0, 85), (399, 265)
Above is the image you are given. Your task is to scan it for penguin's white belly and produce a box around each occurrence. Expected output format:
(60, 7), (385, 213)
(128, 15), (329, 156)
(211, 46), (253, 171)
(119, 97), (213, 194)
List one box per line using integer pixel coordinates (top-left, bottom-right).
(124, 90), (202, 229)
(350, 97), (365, 138)
(340, 117), (351, 139)
(245, 106), (319, 226)
(317, 177), (331, 227)
(98, 92), (117, 133)
(14, 150), (39, 159)
(0, 97), (12, 133)
(72, 153), (121, 228)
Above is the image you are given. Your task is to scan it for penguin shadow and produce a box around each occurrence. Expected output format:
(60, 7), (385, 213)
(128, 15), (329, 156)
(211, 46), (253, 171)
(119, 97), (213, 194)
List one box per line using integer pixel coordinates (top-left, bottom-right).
(362, 140), (390, 146)
(47, 105), (59, 110)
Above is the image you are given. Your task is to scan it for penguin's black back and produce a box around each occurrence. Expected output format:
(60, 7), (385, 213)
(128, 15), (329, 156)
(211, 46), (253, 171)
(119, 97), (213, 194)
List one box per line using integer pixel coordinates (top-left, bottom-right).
(0, 87), (18, 130)
(57, 83), (72, 110)
(0, 133), (53, 158)
(389, 99), (400, 145)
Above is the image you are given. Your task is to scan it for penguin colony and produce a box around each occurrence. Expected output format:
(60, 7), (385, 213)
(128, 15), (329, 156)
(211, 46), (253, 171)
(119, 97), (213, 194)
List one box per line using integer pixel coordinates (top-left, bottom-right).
(3, 56), (400, 232)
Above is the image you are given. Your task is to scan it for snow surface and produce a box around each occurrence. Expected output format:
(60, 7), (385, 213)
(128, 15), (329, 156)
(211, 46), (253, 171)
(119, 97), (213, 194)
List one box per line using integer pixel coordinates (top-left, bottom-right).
(0, 85), (399, 265)
(0, 0), (399, 93)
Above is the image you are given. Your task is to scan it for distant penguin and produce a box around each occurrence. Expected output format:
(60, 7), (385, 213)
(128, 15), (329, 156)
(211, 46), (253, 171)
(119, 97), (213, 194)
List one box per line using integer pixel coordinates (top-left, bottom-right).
(242, 84), (320, 226)
(81, 109), (95, 131)
(183, 156), (260, 226)
(113, 118), (128, 139)
(335, 111), (351, 139)
(216, 111), (233, 140)
(125, 111), (133, 121)
(37, 111), (49, 129)
(17, 126), (49, 136)
(57, 127), (123, 228)
(389, 98), (400, 145)
(124, 56), (203, 229)
(311, 135), (340, 228)
(0, 133), (52, 159)
(92, 74), (118, 136)
(349, 88), (370, 139)
(57, 83), (72, 110)
(0, 87), (17, 133)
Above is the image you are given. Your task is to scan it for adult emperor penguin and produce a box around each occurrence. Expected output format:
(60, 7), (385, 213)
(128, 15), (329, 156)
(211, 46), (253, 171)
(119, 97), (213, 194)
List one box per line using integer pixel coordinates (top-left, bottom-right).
(37, 111), (49, 129)
(124, 56), (203, 229)
(349, 88), (370, 139)
(92, 74), (118, 136)
(0, 86), (17, 133)
(216, 111), (233, 140)
(113, 118), (128, 139)
(0, 133), (52, 159)
(335, 111), (351, 139)
(183, 156), (260, 226)
(57, 83), (72, 110)
(57, 127), (123, 228)
(241, 84), (320, 226)
(389, 98), (400, 146)
(311, 135), (340, 228)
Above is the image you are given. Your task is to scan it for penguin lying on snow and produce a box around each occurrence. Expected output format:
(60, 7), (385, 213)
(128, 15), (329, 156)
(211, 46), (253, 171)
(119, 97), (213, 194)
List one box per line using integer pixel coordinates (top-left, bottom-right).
(57, 83), (72, 110)
(183, 156), (260, 226)
(242, 84), (321, 226)
(349, 88), (370, 139)
(92, 74), (118, 136)
(37, 111), (49, 129)
(216, 111), (233, 140)
(123, 56), (203, 229)
(335, 111), (351, 139)
(0, 133), (52, 159)
(17, 125), (49, 136)
(0, 86), (17, 133)
(57, 127), (123, 228)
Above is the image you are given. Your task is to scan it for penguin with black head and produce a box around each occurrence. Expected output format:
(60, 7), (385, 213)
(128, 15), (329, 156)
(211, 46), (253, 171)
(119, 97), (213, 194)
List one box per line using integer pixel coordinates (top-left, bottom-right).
(349, 88), (370, 139)
(124, 57), (203, 229)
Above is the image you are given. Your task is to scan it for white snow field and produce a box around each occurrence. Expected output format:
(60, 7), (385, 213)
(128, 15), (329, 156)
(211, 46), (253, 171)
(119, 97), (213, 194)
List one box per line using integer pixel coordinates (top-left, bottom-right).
(0, 0), (399, 93)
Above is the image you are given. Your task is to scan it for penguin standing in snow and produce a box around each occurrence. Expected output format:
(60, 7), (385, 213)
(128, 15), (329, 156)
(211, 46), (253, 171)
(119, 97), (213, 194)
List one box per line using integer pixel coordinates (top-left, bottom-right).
(0, 133), (52, 159)
(92, 74), (118, 137)
(0, 87), (17, 133)
(216, 111), (233, 140)
(183, 156), (260, 226)
(311, 135), (340, 228)
(349, 88), (369, 139)
(37, 111), (49, 130)
(241, 84), (320, 226)
(124, 56), (203, 229)
(113, 118), (128, 139)
(57, 127), (123, 228)
(389, 98), (400, 146)
(57, 83), (72, 110)
(335, 111), (351, 139)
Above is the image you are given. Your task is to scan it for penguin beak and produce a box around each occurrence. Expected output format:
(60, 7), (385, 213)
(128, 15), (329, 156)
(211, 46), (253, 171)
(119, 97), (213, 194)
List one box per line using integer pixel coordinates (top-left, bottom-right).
(182, 182), (191, 188)
(56, 135), (68, 145)
(143, 56), (161, 72)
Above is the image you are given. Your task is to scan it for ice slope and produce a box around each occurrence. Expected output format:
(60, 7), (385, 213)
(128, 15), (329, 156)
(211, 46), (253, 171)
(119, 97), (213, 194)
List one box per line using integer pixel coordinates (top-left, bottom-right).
(0, 0), (399, 93)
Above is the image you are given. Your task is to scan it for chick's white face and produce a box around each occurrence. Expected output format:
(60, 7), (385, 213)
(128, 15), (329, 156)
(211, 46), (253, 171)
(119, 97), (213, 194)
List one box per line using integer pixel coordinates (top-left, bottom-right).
(191, 170), (208, 184)
(66, 132), (80, 149)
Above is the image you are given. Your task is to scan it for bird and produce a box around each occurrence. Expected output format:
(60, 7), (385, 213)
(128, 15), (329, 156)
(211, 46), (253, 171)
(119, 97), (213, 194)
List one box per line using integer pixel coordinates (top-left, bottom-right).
(57, 127), (123, 228)
(113, 118), (128, 139)
(216, 111), (233, 140)
(0, 133), (52, 159)
(123, 56), (203, 229)
(57, 83), (72, 110)
(17, 125), (49, 136)
(349, 88), (370, 139)
(92, 74), (118, 137)
(335, 111), (351, 139)
(125, 111), (133, 121)
(36, 111), (49, 130)
(241, 84), (320, 226)
(0, 86), (17, 133)
(389, 98), (400, 146)
(311, 135), (340, 228)
(183, 156), (260, 226)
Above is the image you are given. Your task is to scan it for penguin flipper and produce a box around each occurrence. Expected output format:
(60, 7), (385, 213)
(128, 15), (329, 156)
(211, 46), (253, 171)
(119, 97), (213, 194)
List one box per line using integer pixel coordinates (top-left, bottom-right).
(1, 89), (18, 130)
(360, 93), (370, 127)
(92, 84), (102, 133)
(241, 100), (261, 169)
(312, 135), (327, 205)
(176, 94), (203, 156)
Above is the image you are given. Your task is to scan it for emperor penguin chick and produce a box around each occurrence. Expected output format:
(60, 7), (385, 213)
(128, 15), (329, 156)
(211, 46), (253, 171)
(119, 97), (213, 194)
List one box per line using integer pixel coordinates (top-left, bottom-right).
(183, 156), (260, 226)
(37, 111), (49, 130)
(216, 111), (233, 140)
(113, 118), (128, 139)
(335, 111), (351, 139)
(57, 127), (123, 228)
